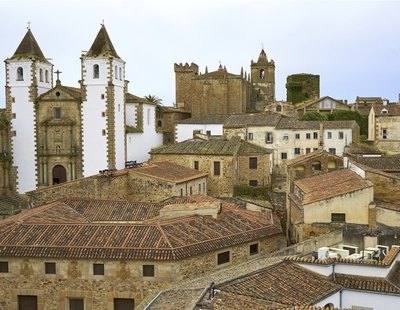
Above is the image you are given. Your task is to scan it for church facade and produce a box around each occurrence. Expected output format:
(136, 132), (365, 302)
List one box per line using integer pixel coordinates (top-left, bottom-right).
(4, 26), (161, 194)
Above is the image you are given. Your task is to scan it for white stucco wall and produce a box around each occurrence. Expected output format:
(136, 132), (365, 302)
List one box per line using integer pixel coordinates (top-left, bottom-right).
(126, 103), (163, 163)
(377, 207), (400, 227)
(293, 262), (333, 277)
(176, 124), (223, 142)
(341, 289), (400, 310)
(313, 291), (341, 308)
(323, 128), (353, 156)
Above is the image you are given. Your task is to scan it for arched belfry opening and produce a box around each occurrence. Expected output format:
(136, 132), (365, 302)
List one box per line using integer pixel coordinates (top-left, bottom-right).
(52, 165), (67, 184)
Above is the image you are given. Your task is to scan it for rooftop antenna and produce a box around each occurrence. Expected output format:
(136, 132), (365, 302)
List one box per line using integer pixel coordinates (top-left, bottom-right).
(27, 21), (31, 30)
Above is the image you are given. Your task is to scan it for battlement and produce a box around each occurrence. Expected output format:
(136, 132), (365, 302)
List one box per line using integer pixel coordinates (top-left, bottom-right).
(174, 62), (199, 74)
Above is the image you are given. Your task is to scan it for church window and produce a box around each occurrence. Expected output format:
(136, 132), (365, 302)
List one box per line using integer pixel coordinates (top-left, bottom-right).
(45, 70), (49, 83)
(101, 94), (105, 100)
(39, 69), (43, 82)
(93, 64), (99, 79)
(119, 67), (122, 80)
(17, 67), (24, 81)
(102, 112), (106, 117)
(118, 104), (120, 112)
(56, 146), (61, 155)
(259, 69), (265, 80)
(54, 107), (61, 119)
(115, 65), (118, 79)
(102, 129), (106, 136)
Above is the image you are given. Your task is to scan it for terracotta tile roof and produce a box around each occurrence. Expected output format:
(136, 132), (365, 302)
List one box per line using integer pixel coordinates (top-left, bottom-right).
(130, 161), (208, 183)
(294, 169), (372, 204)
(150, 136), (242, 155)
(217, 261), (341, 306)
(335, 273), (400, 294)
(387, 262), (400, 288)
(239, 140), (272, 154)
(285, 150), (342, 167)
(352, 155), (400, 172)
(0, 196), (282, 261)
(125, 93), (149, 104)
(295, 96), (349, 109)
(373, 104), (400, 116)
(345, 143), (381, 155)
(146, 288), (204, 310)
(177, 114), (230, 124)
(276, 119), (357, 130)
(375, 200), (400, 212)
(223, 113), (282, 128)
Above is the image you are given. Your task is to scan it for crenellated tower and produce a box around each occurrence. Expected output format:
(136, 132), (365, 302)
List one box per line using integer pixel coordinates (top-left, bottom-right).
(174, 62), (199, 111)
(251, 49), (275, 104)
(80, 25), (126, 177)
(5, 28), (53, 193)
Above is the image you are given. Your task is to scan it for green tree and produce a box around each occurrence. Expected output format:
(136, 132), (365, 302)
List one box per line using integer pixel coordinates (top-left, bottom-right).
(328, 110), (368, 137)
(300, 111), (328, 121)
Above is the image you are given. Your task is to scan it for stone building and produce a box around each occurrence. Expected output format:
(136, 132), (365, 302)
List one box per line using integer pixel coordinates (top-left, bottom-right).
(368, 104), (400, 154)
(27, 161), (208, 207)
(174, 49), (275, 116)
(288, 169), (374, 243)
(286, 73), (320, 104)
(0, 195), (282, 309)
(150, 136), (273, 196)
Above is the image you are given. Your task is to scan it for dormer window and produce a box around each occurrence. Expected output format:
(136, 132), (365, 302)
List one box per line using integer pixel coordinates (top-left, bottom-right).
(259, 69), (265, 80)
(93, 64), (99, 79)
(382, 108), (388, 114)
(17, 67), (23, 81)
(45, 70), (49, 83)
(39, 69), (43, 82)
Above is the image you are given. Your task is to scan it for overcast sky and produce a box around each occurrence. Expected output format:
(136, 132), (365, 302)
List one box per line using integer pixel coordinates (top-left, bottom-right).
(1, 0), (400, 107)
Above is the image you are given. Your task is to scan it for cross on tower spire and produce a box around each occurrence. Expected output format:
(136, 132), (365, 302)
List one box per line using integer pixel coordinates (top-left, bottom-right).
(27, 21), (31, 30)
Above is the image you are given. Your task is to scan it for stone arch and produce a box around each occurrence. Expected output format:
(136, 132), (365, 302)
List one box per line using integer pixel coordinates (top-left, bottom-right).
(259, 69), (265, 80)
(93, 64), (99, 79)
(52, 165), (67, 185)
(17, 67), (24, 81)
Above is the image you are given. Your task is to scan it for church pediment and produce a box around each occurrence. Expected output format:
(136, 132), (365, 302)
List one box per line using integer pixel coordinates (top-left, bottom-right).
(37, 85), (82, 102)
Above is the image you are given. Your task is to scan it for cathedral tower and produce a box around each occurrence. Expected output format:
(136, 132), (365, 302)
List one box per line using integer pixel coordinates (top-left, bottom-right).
(81, 25), (126, 177)
(251, 49), (275, 104)
(5, 28), (53, 193)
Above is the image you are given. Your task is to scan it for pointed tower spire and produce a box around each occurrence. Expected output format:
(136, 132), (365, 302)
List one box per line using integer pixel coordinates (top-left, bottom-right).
(10, 29), (48, 62)
(257, 49), (268, 63)
(86, 25), (120, 58)
(240, 66), (244, 77)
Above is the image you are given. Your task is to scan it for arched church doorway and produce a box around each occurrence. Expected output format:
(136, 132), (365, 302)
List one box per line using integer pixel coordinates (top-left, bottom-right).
(52, 165), (67, 185)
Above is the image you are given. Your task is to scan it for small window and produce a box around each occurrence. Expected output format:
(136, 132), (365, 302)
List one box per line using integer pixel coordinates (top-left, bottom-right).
(213, 161), (221, 176)
(294, 148), (301, 155)
(119, 67), (122, 80)
(327, 132), (332, 139)
(249, 243), (259, 256)
(0, 261), (8, 273)
(217, 251), (230, 265)
(276, 105), (282, 112)
(313, 148), (318, 151)
(143, 265), (154, 277)
(12, 113), (16, 119)
(249, 157), (257, 169)
(17, 67), (24, 81)
(102, 129), (106, 136)
(265, 132), (273, 143)
(193, 161), (199, 170)
(313, 132), (318, 139)
(248, 132), (253, 141)
(115, 65), (118, 79)
(283, 134), (289, 141)
(259, 69), (265, 80)
(281, 152), (287, 160)
(157, 120), (162, 127)
(45, 262), (56, 274)
(39, 68), (43, 82)
(69, 298), (84, 310)
(102, 112), (106, 117)
(249, 180), (258, 187)
(190, 186), (193, 195)
(93, 64), (99, 79)
(306, 148), (311, 154)
(54, 107), (61, 119)
(45, 70), (49, 83)
(306, 133), (311, 139)
(101, 94), (105, 100)
(295, 133), (300, 139)
(206, 130), (211, 136)
(328, 148), (336, 155)
(180, 188), (183, 196)
(339, 131), (344, 139)
(198, 183), (201, 193)
(18, 295), (38, 310)
(93, 263), (104, 275)
(382, 128), (388, 139)
(203, 182), (206, 193)
(312, 161), (321, 171)
(114, 298), (135, 310)
(331, 213), (346, 223)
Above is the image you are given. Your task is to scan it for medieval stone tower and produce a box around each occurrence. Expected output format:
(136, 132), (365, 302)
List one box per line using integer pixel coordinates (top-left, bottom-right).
(250, 49), (275, 104)
(81, 25), (126, 176)
(5, 28), (53, 193)
(174, 62), (199, 111)
(286, 73), (320, 104)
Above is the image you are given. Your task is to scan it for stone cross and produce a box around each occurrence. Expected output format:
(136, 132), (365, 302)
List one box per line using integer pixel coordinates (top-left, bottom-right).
(27, 21), (31, 30)
(55, 70), (62, 81)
